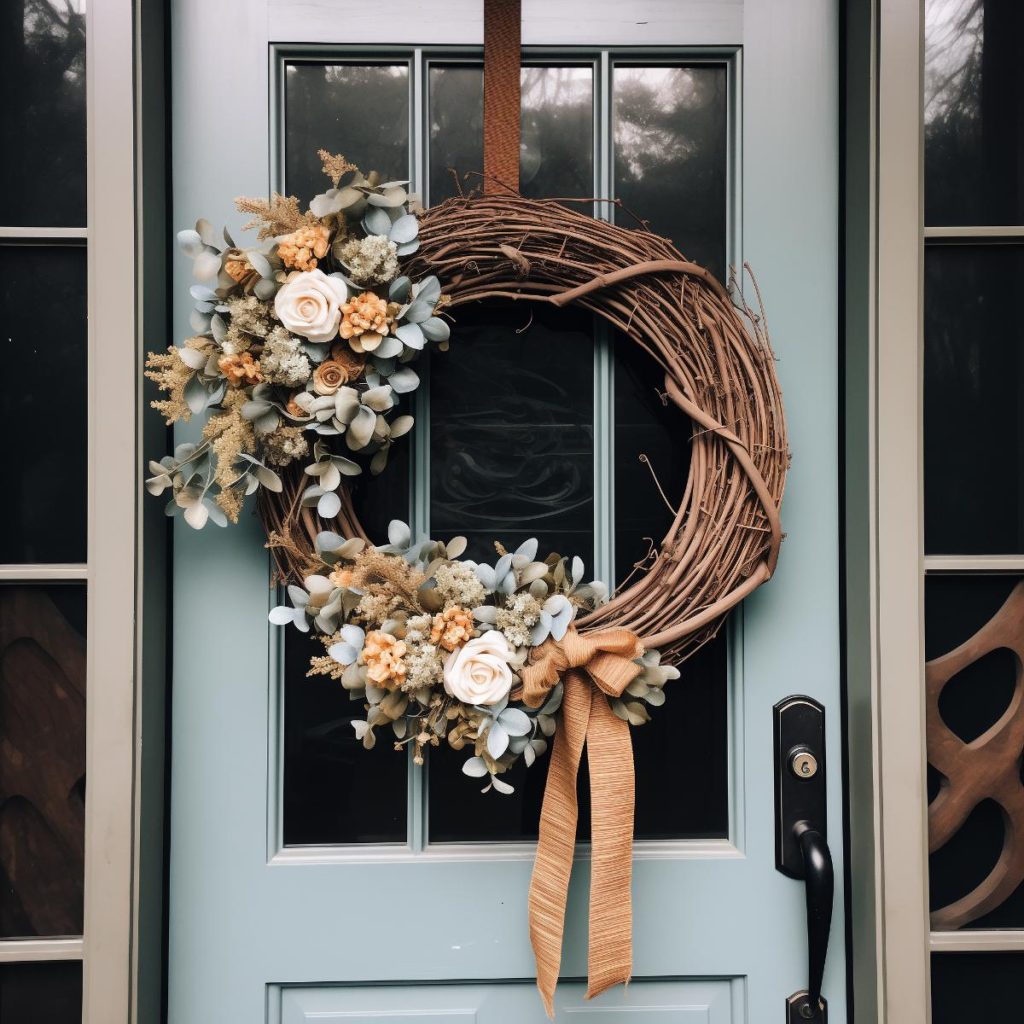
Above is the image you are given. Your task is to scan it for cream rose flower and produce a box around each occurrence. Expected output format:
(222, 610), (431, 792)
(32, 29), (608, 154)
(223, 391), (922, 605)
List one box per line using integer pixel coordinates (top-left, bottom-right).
(274, 269), (348, 344)
(443, 630), (516, 706)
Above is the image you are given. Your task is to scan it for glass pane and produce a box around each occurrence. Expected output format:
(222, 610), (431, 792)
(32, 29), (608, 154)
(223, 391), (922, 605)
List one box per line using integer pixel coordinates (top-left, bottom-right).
(428, 64), (594, 204)
(932, 953), (1024, 1023)
(0, 584), (86, 937)
(0, 0), (86, 227)
(285, 63), (410, 207)
(613, 333), (693, 588)
(428, 631), (728, 842)
(282, 626), (407, 845)
(613, 65), (728, 280)
(0, 246), (87, 564)
(926, 574), (1024, 928)
(0, 961), (82, 1024)
(924, 245), (1024, 554)
(925, 0), (1024, 226)
(429, 302), (595, 568)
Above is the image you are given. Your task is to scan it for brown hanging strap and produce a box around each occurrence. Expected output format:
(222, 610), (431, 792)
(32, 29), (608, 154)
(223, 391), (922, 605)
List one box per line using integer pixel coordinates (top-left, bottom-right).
(483, 0), (521, 193)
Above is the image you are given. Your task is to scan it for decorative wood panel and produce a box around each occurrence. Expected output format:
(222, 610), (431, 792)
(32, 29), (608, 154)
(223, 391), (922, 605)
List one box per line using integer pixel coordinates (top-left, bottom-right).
(927, 580), (1024, 929)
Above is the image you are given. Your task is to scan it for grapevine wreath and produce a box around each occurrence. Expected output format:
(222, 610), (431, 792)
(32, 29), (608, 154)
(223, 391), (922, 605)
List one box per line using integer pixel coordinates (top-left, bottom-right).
(146, 152), (786, 1015)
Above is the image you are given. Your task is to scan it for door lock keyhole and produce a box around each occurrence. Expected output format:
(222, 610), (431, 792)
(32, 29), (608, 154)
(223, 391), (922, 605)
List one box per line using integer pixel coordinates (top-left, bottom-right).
(789, 747), (819, 779)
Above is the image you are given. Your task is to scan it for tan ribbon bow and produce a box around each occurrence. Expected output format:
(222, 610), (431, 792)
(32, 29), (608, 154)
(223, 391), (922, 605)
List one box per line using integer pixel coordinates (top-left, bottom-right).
(519, 626), (645, 1018)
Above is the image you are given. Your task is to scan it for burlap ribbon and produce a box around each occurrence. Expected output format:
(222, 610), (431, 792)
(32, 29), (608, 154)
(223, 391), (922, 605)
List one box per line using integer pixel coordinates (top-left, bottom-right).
(518, 626), (645, 1017)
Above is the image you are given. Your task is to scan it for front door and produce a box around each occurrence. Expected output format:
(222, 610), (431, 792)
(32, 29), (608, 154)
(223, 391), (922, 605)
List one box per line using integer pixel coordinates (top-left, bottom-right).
(168, 2), (843, 1021)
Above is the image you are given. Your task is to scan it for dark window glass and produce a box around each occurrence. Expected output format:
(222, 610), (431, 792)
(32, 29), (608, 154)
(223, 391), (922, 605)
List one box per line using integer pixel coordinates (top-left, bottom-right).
(429, 631), (728, 842)
(932, 953), (1024, 1023)
(428, 64), (594, 204)
(282, 626), (407, 845)
(613, 65), (728, 280)
(284, 62), (413, 544)
(0, 1), (86, 227)
(0, 585), (86, 937)
(284, 63), (410, 208)
(613, 333), (692, 588)
(0, 246), (87, 563)
(926, 574), (1024, 928)
(429, 303), (595, 568)
(0, 961), (82, 1024)
(924, 245), (1024, 554)
(925, 0), (1024, 226)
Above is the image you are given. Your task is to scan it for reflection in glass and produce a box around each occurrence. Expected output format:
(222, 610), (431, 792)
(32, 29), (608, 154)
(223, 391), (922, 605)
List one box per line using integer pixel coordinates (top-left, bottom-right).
(0, 961), (82, 1024)
(429, 631), (728, 842)
(0, 585), (86, 937)
(614, 65), (728, 279)
(285, 63), (410, 206)
(429, 303), (595, 568)
(282, 625), (407, 845)
(925, 574), (1024, 927)
(0, 0), (86, 227)
(0, 246), (87, 563)
(428, 64), (593, 204)
(925, 0), (1024, 226)
(923, 245), (1024, 554)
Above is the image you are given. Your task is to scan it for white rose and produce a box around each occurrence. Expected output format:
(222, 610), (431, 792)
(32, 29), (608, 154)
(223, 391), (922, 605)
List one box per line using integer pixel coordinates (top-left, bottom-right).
(444, 630), (516, 706)
(274, 269), (347, 343)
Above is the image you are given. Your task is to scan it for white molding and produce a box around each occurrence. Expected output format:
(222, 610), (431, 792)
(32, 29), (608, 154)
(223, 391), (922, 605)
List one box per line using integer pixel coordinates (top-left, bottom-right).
(924, 225), (1024, 240)
(0, 227), (88, 241)
(270, 837), (742, 867)
(0, 939), (84, 963)
(84, 0), (140, 1021)
(0, 564), (88, 580)
(930, 930), (1024, 952)
(924, 555), (1024, 573)
(268, 0), (744, 47)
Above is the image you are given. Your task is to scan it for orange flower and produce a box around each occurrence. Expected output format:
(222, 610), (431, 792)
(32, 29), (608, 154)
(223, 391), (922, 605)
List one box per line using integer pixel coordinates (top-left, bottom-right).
(218, 351), (262, 386)
(339, 292), (398, 353)
(430, 607), (475, 652)
(329, 343), (368, 381)
(328, 566), (354, 588)
(360, 630), (408, 688)
(278, 224), (332, 272)
(285, 393), (306, 417)
(312, 360), (348, 396)
(225, 259), (252, 284)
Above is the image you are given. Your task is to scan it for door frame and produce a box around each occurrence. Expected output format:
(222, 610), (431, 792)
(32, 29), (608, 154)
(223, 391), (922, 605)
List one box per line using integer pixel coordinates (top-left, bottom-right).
(83, 0), (933, 1020)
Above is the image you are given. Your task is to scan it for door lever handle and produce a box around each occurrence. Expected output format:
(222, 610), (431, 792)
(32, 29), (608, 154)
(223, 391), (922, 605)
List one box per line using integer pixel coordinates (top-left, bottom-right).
(774, 696), (832, 1023)
(790, 821), (833, 1021)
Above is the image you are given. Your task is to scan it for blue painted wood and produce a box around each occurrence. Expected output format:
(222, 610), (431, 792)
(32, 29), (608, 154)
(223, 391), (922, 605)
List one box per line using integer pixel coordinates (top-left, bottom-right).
(168, 2), (844, 1022)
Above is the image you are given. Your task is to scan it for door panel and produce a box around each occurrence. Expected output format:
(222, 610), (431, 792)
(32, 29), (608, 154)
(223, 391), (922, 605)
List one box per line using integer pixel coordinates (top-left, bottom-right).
(169, 2), (843, 1021)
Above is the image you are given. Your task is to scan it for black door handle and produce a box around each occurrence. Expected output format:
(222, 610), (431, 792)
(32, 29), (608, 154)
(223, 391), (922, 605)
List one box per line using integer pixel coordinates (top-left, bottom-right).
(791, 821), (833, 1021)
(774, 696), (832, 1023)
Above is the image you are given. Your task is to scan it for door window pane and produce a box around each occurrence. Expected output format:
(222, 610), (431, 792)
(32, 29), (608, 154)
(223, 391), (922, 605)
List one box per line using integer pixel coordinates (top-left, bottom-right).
(285, 63), (410, 207)
(924, 245), (1024, 554)
(428, 631), (728, 842)
(282, 627), (407, 845)
(613, 65), (728, 279)
(0, 961), (82, 1024)
(926, 574), (1024, 928)
(0, 585), (86, 937)
(0, 0), (86, 227)
(932, 953), (1024, 1023)
(0, 246), (87, 564)
(925, 0), (1024, 226)
(429, 303), (595, 568)
(428, 64), (594, 204)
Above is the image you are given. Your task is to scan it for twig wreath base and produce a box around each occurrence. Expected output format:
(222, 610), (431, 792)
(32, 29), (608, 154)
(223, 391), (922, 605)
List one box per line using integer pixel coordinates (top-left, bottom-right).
(261, 192), (788, 663)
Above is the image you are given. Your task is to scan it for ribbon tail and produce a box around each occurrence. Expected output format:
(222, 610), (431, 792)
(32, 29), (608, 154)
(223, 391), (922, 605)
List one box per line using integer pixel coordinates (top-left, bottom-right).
(529, 669), (590, 1019)
(584, 688), (634, 1001)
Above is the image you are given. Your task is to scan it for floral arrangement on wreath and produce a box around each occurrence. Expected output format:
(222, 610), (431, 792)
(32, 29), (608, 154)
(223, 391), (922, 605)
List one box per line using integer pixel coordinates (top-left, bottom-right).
(144, 150), (679, 794)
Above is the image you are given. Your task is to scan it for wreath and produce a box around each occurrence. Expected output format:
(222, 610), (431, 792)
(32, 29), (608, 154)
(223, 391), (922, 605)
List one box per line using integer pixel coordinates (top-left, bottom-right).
(145, 148), (786, 1014)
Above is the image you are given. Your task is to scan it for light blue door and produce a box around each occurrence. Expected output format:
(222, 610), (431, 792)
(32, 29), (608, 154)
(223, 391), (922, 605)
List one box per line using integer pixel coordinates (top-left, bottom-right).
(168, 2), (842, 1022)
